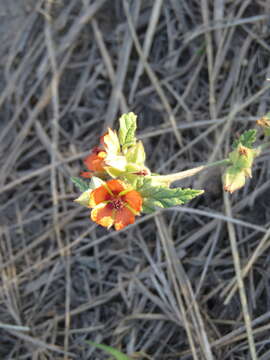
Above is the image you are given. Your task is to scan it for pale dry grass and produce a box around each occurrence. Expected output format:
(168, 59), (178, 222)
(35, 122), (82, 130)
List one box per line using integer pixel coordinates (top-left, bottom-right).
(0, 0), (270, 359)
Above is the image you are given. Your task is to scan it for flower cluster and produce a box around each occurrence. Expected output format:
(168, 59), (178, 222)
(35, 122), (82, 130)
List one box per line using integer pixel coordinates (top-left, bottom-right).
(72, 112), (269, 230)
(72, 113), (204, 230)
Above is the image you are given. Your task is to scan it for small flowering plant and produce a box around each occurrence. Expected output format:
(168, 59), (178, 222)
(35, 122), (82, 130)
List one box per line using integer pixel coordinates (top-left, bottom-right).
(72, 112), (270, 230)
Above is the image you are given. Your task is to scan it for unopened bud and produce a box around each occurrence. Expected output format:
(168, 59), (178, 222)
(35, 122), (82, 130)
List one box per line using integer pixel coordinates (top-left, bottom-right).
(257, 115), (270, 136)
(223, 166), (246, 193)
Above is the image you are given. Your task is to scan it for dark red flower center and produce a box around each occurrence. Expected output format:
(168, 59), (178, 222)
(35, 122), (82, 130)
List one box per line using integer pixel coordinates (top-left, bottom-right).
(92, 146), (103, 155)
(134, 169), (148, 176)
(109, 198), (124, 210)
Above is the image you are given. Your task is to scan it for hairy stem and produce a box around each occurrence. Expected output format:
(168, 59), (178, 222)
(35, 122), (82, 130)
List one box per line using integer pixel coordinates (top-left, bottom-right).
(259, 141), (270, 151)
(153, 159), (231, 184)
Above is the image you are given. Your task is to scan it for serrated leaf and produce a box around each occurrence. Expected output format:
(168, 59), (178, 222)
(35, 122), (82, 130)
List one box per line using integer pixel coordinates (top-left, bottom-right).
(136, 178), (204, 213)
(132, 176), (151, 191)
(118, 112), (137, 148)
(142, 203), (156, 214)
(71, 177), (89, 192)
(86, 341), (132, 360)
(233, 129), (257, 149)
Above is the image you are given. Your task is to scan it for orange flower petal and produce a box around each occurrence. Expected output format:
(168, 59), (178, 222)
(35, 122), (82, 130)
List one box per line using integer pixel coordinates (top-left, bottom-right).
(80, 171), (92, 178)
(122, 190), (142, 213)
(84, 153), (96, 168)
(114, 207), (135, 231)
(84, 153), (105, 172)
(106, 179), (126, 195)
(90, 185), (111, 208)
(91, 203), (114, 228)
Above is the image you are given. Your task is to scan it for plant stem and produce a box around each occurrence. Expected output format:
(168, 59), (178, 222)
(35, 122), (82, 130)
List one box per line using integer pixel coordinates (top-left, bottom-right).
(259, 141), (270, 151)
(153, 158), (231, 184)
(151, 140), (269, 185)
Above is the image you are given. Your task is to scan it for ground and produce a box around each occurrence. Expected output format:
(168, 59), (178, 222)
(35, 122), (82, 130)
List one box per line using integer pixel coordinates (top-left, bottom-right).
(0, 0), (270, 359)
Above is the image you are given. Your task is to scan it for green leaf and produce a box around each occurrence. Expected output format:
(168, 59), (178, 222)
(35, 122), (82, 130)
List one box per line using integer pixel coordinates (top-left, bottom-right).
(118, 112), (137, 148)
(71, 177), (89, 192)
(136, 178), (204, 213)
(86, 341), (132, 360)
(233, 129), (257, 149)
(125, 141), (145, 165)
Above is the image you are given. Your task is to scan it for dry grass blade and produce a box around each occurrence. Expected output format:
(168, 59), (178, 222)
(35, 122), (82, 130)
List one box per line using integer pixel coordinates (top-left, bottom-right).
(223, 192), (258, 360)
(1, 0), (270, 358)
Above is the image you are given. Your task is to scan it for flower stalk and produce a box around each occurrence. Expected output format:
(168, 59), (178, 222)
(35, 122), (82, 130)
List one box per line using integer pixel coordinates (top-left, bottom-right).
(152, 159), (231, 185)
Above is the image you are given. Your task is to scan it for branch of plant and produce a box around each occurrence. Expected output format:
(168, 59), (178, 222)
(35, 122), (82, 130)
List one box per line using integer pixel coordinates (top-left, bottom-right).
(153, 140), (270, 184)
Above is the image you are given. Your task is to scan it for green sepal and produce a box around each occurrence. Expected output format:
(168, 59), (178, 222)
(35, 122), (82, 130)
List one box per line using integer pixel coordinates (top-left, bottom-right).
(86, 341), (132, 360)
(74, 189), (92, 207)
(71, 177), (89, 192)
(125, 163), (142, 173)
(104, 166), (125, 179)
(233, 129), (257, 149)
(223, 166), (246, 193)
(118, 112), (137, 149)
(120, 173), (143, 188)
(228, 144), (259, 178)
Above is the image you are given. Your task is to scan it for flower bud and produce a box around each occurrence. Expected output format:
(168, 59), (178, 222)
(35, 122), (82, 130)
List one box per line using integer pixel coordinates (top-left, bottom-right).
(223, 166), (246, 193)
(257, 114), (270, 136)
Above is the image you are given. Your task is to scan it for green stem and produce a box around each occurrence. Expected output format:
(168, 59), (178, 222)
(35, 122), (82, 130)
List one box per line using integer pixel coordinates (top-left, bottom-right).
(150, 140), (269, 185)
(153, 158), (231, 184)
(259, 141), (270, 151)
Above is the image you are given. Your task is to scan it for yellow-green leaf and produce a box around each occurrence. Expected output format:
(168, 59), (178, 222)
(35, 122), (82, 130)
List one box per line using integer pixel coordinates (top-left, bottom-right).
(233, 129), (257, 149)
(125, 141), (146, 165)
(86, 341), (132, 360)
(118, 112), (137, 148)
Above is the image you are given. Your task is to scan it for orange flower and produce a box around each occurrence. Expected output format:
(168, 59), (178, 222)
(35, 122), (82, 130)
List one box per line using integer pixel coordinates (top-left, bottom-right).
(89, 179), (143, 230)
(81, 147), (107, 178)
